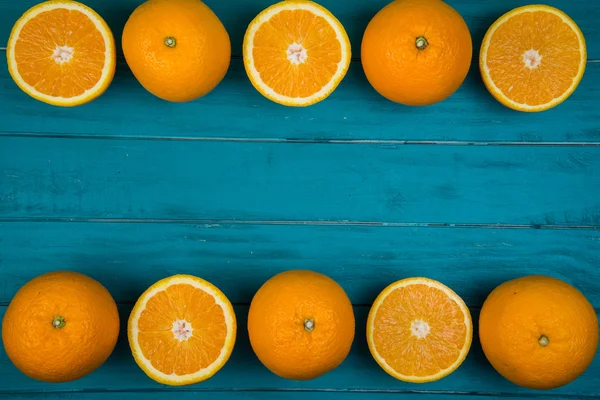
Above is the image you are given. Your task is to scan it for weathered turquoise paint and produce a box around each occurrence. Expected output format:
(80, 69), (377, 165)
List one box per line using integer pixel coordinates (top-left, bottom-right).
(1, 137), (600, 225)
(0, 0), (598, 398)
(2, 60), (600, 142)
(1, 223), (600, 306)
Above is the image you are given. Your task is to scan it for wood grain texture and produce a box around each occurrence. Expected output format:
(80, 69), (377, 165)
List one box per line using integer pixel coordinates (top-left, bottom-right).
(1, 0), (598, 59)
(1, 222), (599, 306)
(1, 305), (598, 396)
(1, 136), (600, 225)
(1, 58), (599, 143)
(1, 0), (599, 398)
(3, 393), (598, 400)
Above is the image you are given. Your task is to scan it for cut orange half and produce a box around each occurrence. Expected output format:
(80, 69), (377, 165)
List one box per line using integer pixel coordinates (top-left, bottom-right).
(480, 5), (586, 112)
(367, 278), (472, 383)
(6, 0), (116, 107)
(128, 275), (236, 386)
(243, 0), (351, 107)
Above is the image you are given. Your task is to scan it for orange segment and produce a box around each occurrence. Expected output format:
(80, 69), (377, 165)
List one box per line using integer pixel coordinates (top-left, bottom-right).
(480, 5), (586, 112)
(367, 278), (472, 383)
(7, 1), (116, 106)
(243, 1), (351, 106)
(128, 275), (236, 386)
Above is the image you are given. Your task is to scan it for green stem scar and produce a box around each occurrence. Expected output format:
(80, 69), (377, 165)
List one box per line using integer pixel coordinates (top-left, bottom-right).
(52, 316), (66, 329)
(304, 319), (315, 332)
(416, 36), (429, 50)
(164, 37), (176, 48)
(539, 335), (549, 347)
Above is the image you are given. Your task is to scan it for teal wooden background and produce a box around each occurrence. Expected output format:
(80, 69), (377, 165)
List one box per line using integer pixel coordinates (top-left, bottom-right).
(0, 0), (599, 399)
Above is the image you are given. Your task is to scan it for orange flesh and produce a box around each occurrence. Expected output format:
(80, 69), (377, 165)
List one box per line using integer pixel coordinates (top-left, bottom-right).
(252, 9), (341, 98)
(486, 11), (582, 106)
(137, 283), (227, 375)
(372, 284), (467, 377)
(14, 9), (106, 98)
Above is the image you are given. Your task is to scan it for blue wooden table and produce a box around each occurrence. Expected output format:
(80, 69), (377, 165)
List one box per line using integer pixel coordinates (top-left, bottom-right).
(1, 0), (599, 398)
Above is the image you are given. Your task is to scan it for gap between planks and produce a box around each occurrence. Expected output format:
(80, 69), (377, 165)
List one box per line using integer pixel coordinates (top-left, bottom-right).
(0, 387), (598, 400)
(0, 388), (598, 399)
(0, 217), (599, 230)
(2, 132), (600, 147)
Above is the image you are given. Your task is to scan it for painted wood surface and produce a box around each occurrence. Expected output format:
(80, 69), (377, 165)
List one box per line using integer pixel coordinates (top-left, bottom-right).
(0, 223), (599, 397)
(1, 0), (599, 399)
(1, 222), (600, 306)
(1, 0), (600, 142)
(4, 394), (596, 400)
(2, 59), (600, 143)
(2, 137), (600, 226)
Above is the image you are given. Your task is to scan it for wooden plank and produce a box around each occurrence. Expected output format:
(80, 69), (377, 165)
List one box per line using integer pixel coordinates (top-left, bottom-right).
(1, 58), (599, 143)
(1, 137), (600, 225)
(1, 393), (596, 400)
(1, 0), (598, 59)
(1, 222), (599, 306)
(1, 305), (598, 396)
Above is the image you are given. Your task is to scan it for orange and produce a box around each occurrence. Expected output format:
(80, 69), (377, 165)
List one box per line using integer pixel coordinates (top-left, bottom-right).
(361, 0), (472, 106)
(6, 0), (116, 107)
(243, 1), (351, 107)
(247, 270), (355, 380)
(367, 277), (472, 383)
(480, 5), (586, 112)
(1, 271), (119, 382)
(122, 0), (230, 102)
(128, 275), (236, 386)
(479, 275), (598, 390)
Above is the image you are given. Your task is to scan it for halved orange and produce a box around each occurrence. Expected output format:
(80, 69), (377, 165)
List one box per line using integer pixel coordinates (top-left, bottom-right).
(367, 278), (472, 383)
(128, 275), (236, 386)
(243, 0), (351, 107)
(480, 5), (586, 112)
(6, 0), (116, 106)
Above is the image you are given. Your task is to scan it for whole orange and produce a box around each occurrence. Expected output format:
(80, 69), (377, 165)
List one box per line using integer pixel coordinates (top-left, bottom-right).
(247, 270), (355, 380)
(122, 0), (230, 102)
(361, 0), (472, 106)
(2, 271), (120, 382)
(479, 275), (598, 390)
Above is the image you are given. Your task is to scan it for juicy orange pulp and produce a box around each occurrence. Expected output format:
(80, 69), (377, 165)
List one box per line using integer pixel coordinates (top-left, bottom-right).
(368, 278), (472, 382)
(7, 1), (116, 106)
(136, 283), (228, 375)
(481, 6), (586, 111)
(244, 1), (351, 106)
(14, 9), (107, 98)
(252, 9), (342, 99)
(129, 275), (236, 386)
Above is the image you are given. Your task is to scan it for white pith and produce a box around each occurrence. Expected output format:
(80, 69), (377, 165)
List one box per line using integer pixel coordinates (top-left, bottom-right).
(481, 6), (586, 112)
(411, 319), (431, 339)
(244, 2), (350, 106)
(172, 319), (194, 341)
(7, 1), (115, 106)
(52, 45), (74, 64)
(522, 49), (542, 69)
(287, 42), (308, 65)
(129, 276), (235, 384)
(367, 278), (472, 383)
